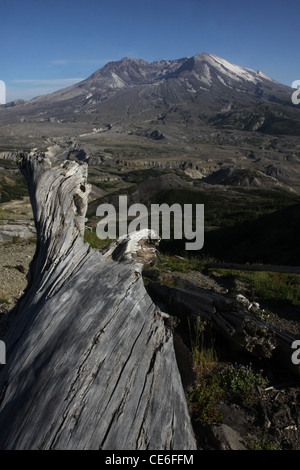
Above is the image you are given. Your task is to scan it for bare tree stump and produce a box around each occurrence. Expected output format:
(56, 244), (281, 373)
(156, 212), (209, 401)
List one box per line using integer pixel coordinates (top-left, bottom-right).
(0, 152), (197, 450)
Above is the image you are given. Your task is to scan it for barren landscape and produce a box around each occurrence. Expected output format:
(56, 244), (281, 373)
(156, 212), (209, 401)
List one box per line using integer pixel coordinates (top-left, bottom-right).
(0, 52), (300, 450)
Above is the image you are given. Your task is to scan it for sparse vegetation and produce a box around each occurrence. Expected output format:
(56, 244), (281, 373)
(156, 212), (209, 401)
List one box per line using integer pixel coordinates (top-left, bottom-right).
(150, 247), (299, 448)
(156, 253), (206, 273)
(0, 210), (7, 220)
(188, 377), (224, 424)
(1, 48), (300, 450)
(122, 168), (169, 183)
(188, 317), (217, 377)
(0, 158), (18, 169)
(188, 346), (268, 424)
(84, 228), (111, 250)
(219, 363), (268, 406)
(154, 187), (300, 229)
(0, 291), (9, 304)
(0, 178), (28, 203)
(12, 235), (21, 244)
(212, 268), (300, 307)
(186, 312), (268, 422)
(248, 439), (280, 451)
(187, 317), (223, 424)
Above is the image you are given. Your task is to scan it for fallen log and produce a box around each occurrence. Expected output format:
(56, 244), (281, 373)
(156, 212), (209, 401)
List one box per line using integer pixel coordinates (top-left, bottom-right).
(205, 262), (300, 275)
(0, 221), (36, 242)
(147, 283), (300, 377)
(0, 152), (196, 450)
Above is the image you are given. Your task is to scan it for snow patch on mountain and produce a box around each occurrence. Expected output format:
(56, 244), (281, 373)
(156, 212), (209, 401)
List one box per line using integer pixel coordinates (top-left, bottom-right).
(110, 72), (126, 88)
(200, 53), (276, 86)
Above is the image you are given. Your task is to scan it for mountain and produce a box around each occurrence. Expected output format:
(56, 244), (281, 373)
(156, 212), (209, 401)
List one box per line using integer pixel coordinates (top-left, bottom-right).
(0, 53), (300, 192)
(23, 53), (292, 104)
(1, 53), (296, 128)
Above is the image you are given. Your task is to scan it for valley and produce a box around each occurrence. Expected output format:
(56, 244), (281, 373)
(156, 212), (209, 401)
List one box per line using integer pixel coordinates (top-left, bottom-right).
(0, 52), (300, 450)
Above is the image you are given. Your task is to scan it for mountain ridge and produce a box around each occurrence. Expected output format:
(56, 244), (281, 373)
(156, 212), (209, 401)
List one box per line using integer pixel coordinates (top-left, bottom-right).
(1, 52), (300, 188)
(3, 53), (292, 107)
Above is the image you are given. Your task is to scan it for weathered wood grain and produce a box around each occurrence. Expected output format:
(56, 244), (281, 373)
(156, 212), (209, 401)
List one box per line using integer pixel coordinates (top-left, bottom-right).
(147, 283), (300, 376)
(0, 152), (196, 450)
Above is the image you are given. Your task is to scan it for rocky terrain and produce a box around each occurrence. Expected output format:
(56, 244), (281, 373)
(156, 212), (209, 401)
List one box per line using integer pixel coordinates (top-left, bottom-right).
(1, 233), (300, 450)
(150, 263), (300, 450)
(0, 53), (299, 450)
(0, 240), (35, 318)
(0, 53), (300, 193)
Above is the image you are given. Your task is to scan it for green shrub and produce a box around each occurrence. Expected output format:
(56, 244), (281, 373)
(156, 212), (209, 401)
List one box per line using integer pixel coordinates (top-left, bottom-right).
(248, 438), (280, 450)
(219, 363), (268, 406)
(188, 377), (224, 424)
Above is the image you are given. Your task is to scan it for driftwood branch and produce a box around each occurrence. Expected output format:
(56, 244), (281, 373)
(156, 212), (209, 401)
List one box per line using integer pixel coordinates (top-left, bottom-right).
(147, 283), (300, 377)
(0, 152), (196, 450)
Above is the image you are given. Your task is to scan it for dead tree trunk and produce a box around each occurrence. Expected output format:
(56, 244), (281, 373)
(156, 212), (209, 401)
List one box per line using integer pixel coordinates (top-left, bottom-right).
(147, 283), (300, 377)
(0, 153), (197, 450)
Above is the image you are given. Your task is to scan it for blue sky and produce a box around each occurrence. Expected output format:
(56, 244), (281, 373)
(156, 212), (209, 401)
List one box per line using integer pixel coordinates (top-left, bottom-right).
(1, 0), (299, 102)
